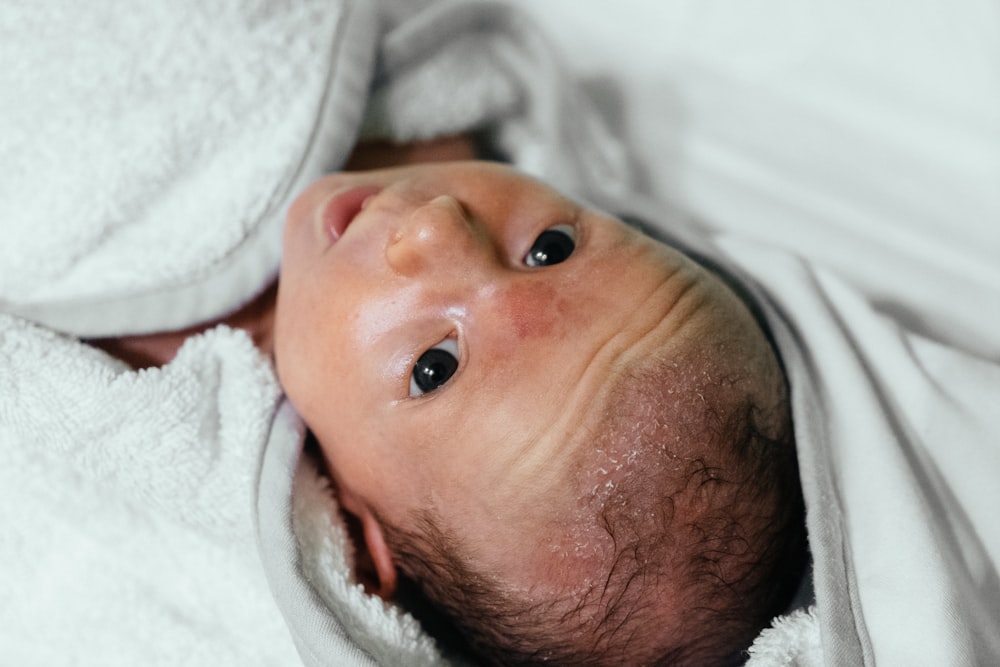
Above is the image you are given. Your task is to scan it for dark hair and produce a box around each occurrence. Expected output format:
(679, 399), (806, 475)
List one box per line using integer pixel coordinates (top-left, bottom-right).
(379, 339), (807, 666)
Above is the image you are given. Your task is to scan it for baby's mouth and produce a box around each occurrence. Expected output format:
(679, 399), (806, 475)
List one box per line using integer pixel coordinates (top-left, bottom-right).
(323, 185), (382, 245)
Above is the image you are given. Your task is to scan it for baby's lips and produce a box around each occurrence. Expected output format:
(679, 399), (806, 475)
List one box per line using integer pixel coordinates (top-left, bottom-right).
(323, 185), (383, 244)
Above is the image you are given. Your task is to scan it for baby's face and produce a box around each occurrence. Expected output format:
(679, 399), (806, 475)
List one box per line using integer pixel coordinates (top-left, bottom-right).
(275, 162), (723, 590)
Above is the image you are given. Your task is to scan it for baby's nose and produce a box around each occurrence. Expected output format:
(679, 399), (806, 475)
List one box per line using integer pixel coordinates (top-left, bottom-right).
(386, 195), (486, 277)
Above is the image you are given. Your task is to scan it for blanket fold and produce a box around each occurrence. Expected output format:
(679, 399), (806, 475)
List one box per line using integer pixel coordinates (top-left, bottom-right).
(0, 0), (378, 337)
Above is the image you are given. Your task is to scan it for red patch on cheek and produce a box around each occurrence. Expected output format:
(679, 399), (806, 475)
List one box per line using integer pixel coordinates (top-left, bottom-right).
(497, 282), (564, 340)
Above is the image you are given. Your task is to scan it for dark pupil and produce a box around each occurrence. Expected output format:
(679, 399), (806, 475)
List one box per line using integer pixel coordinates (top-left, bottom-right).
(529, 229), (574, 266)
(413, 348), (459, 393)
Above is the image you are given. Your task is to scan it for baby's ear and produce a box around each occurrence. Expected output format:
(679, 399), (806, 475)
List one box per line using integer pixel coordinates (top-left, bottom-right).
(337, 486), (398, 600)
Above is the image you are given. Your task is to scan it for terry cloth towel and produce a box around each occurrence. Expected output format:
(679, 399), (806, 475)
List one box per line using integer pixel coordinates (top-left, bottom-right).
(0, 317), (296, 665)
(0, 0), (380, 336)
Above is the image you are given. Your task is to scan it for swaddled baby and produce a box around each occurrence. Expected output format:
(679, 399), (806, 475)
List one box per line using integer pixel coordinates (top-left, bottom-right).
(275, 159), (808, 666)
(94, 143), (806, 665)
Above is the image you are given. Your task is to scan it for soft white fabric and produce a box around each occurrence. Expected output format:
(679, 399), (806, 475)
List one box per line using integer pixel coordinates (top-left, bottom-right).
(256, 400), (426, 667)
(358, 0), (635, 203)
(0, 0), (378, 336)
(735, 241), (1000, 666)
(0, 315), (293, 665)
(747, 608), (823, 667)
(292, 443), (450, 667)
(740, 246), (1000, 666)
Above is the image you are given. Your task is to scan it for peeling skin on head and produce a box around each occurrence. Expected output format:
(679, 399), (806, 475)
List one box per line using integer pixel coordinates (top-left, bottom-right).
(544, 334), (722, 574)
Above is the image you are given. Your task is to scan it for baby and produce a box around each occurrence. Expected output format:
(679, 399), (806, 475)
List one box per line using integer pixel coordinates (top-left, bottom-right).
(92, 139), (806, 665)
(274, 159), (808, 665)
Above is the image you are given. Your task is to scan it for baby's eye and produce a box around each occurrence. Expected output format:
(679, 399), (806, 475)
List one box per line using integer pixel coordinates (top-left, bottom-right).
(410, 338), (459, 397)
(524, 224), (577, 267)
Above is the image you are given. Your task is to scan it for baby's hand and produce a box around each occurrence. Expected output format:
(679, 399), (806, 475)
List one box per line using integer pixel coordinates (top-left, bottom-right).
(343, 134), (478, 171)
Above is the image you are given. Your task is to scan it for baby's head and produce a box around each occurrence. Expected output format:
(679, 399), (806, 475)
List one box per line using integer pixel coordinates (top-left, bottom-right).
(274, 162), (806, 665)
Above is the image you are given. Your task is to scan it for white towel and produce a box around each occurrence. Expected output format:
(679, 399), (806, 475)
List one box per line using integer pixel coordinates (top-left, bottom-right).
(0, 0), (378, 337)
(0, 314), (296, 665)
(746, 608), (823, 667)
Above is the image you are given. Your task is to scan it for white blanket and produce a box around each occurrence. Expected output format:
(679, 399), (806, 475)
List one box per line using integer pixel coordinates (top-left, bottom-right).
(0, 0), (376, 335)
(0, 318), (293, 664)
